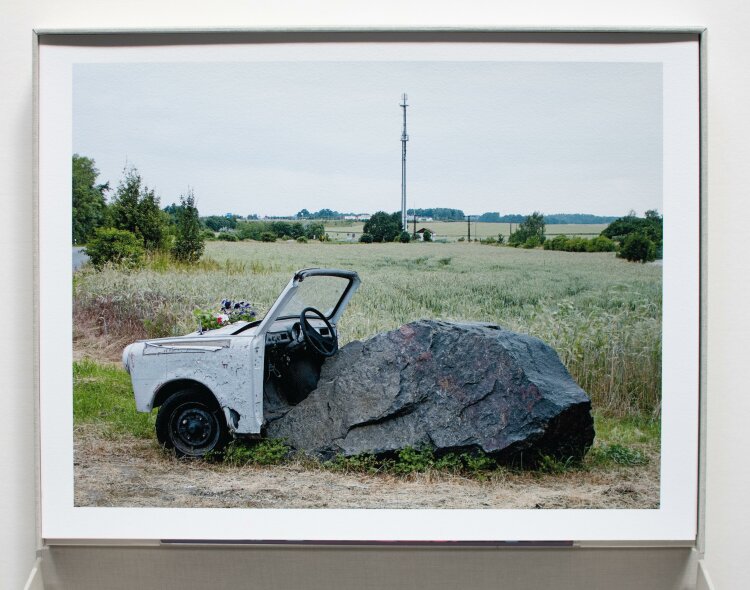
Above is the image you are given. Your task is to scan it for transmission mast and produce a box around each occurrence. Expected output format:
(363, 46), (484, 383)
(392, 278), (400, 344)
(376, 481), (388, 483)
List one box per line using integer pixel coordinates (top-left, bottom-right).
(400, 93), (409, 231)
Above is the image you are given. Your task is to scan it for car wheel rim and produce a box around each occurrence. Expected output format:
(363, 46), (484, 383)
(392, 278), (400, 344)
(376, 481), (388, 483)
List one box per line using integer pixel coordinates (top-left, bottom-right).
(171, 404), (219, 455)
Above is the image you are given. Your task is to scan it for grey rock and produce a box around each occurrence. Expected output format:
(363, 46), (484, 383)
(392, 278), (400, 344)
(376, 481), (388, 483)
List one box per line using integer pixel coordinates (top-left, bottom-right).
(265, 320), (594, 464)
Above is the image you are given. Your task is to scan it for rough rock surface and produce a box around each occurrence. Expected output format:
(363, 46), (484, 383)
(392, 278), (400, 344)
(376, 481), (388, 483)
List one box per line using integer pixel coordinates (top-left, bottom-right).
(265, 320), (595, 464)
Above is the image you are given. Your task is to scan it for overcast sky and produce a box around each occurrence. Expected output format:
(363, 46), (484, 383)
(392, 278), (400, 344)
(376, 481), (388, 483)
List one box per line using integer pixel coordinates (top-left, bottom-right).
(73, 60), (662, 217)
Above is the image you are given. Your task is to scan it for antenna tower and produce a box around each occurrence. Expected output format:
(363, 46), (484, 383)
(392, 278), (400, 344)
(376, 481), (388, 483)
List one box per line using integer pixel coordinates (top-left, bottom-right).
(400, 93), (409, 231)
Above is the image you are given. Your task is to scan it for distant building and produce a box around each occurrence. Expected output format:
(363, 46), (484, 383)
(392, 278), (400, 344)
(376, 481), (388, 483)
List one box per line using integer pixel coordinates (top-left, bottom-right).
(343, 214), (371, 221)
(414, 227), (438, 241)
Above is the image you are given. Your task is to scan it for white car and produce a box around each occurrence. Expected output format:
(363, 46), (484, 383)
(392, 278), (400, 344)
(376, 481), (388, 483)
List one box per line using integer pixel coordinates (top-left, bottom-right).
(122, 268), (360, 457)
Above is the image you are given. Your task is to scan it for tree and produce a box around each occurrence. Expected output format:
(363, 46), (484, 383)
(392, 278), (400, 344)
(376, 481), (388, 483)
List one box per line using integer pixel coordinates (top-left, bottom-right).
(202, 215), (236, 232)
(172, 189), (204, 263)
(399, 231), (411, 243)
(296, 209), (310, 219)
(163, 202), (184, 225)
(508, 212), (546, 247)
(363, 211), (402, 242)
(313, 208), (339, 219)
(423, 229), (433, 242)
(72, 154), (108, 244)
(478, 212), (502, 223)
(109, 166), (141, 235)
(601, 211), (663, 259)
(304, 222), (325, 240)
(137, 187), (168, 251)
(109, 165), (168, 251)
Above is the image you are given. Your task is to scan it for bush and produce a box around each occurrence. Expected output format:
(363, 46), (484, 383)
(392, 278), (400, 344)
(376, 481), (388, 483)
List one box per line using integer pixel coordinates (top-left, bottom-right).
(392, 447), (435, 474)
(619, 233), (657, 263)
(84, 228), (145, 269)
(359, 233), (374, 243)
(217, 232), (239, 242)
(422, 229), (433, 242)
(522, 235), (541, 249)
(296, 236), (308, 243)
(543, 234), (617, 253)
(587, 235), (616, 252)
(399, 231), (411, 243)
(565, 237), (588, 252)
(260, 232), (276, 243)
(543, 234), (567, 251)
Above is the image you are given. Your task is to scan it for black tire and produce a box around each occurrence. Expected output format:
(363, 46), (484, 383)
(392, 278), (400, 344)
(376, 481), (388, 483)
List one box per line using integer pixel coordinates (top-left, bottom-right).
(155, 390), (229, 458)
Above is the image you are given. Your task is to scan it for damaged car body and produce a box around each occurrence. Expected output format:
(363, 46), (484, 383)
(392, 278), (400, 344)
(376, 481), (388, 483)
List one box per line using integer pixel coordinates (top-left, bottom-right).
(122, 268), (360, 457)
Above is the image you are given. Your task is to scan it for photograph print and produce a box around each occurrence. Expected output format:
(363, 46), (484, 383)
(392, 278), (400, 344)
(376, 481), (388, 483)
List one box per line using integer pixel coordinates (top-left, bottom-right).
(39, 36), (700, 541)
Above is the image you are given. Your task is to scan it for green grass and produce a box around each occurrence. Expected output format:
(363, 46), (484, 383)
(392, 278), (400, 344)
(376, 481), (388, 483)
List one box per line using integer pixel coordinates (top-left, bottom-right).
(222, 438), (290, 466)
(593, 413), (661, 446)
(72, 355), (659, 470)
(73, 359), (156, 438)
(73, 358), (658, 476)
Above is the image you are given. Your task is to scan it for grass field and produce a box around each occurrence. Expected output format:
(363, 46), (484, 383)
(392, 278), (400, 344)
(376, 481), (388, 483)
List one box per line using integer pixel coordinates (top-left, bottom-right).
(74, 239), (661, 418)
(324, 221), (608, 241)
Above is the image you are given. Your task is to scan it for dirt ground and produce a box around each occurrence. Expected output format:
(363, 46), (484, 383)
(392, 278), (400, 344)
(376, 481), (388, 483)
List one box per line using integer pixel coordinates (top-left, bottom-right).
(74, 426), (660, 509)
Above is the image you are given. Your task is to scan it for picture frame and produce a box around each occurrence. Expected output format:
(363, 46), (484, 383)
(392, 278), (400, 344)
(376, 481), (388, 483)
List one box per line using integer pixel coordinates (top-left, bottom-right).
(36, 28), (705, 544)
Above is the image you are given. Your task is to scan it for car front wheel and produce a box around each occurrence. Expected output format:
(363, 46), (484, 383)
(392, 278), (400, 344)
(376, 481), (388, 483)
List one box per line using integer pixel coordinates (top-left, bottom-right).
(155, 390), (229, 458)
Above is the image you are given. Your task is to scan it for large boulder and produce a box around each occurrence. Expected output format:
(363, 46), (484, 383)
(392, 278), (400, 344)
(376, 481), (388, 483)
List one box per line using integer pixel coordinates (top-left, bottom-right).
(265, 320), (594, 464)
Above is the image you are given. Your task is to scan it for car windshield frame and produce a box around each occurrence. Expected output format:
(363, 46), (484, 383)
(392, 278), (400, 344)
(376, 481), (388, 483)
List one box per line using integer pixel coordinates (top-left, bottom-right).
(275, 269), (357, 322)
(229, 269), (359, 336)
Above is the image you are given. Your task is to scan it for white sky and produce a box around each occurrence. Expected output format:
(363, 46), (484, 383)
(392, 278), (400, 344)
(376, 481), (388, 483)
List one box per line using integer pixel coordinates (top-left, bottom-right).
(73, 60), (662, 218)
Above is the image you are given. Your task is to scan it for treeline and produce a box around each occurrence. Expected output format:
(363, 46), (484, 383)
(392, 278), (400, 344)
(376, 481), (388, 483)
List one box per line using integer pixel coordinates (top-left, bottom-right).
(216, 220), (326, 242)
(73, 154), (204, 268)
(500, 209), (663, 262)
(404, 209), (618, 224)
(407, 208), (465, 221)
(478, 212), (618, 224)
(201, 215), (258, 232)
(296, 208), (359, 219)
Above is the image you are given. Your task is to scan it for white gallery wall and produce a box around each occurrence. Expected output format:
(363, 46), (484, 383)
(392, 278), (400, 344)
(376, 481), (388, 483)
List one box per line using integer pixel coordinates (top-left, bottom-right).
(1, 1), (748, 588)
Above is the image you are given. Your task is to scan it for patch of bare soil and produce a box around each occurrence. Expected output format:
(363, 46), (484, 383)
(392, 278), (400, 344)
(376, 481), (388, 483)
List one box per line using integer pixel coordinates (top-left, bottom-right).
(74, 426), (660, 509)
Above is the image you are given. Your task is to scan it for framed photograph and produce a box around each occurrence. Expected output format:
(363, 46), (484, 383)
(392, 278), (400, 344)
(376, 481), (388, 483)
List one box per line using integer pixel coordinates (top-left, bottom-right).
(37, 30), (702, 542)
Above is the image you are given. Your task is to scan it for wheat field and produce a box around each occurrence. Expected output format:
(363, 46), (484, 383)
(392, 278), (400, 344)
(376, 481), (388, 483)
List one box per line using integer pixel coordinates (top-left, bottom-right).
(74, 240), (662, 418)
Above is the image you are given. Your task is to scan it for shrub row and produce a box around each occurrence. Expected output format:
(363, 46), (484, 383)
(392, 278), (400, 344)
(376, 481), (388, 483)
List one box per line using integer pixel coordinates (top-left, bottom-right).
(543, 235), (616, 253)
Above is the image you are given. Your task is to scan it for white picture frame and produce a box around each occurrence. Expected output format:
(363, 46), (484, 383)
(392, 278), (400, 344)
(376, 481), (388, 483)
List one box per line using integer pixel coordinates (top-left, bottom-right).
(36, 29), (703, 543)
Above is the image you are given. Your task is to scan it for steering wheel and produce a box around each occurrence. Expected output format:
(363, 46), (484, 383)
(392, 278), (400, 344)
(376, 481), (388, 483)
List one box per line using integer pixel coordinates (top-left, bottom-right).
(299, 307), (338, 357)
